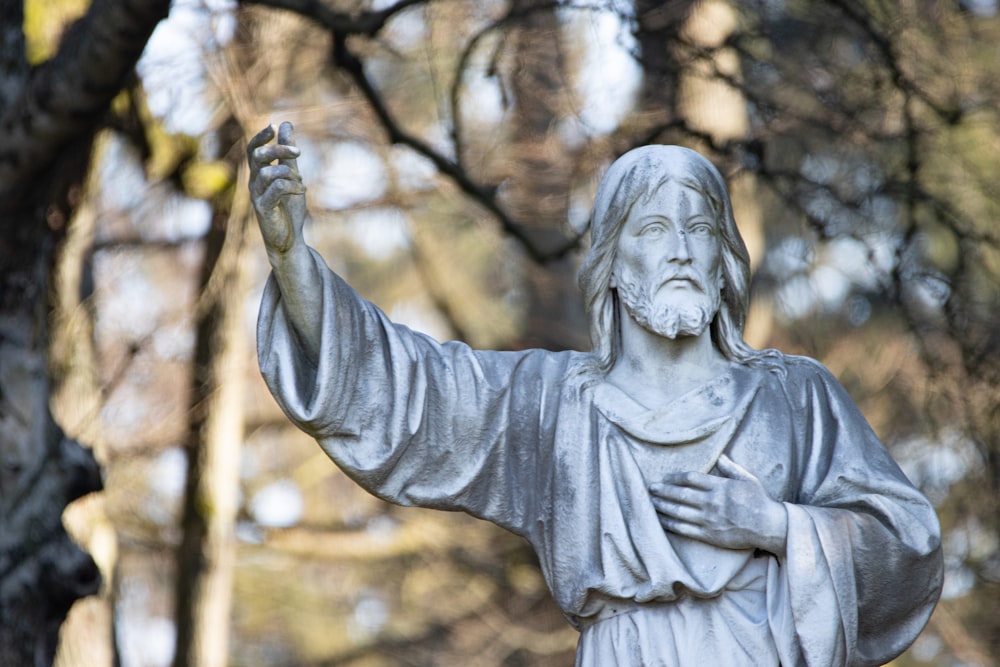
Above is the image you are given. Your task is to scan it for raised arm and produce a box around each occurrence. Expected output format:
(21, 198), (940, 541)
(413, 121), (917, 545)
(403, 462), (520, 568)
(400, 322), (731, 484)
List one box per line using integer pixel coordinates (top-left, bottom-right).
(247, 122), (321, 363)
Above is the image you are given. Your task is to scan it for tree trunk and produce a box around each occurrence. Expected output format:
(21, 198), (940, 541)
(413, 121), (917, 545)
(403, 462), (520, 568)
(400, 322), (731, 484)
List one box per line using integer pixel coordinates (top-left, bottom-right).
(50, 166), (119, 667)
(633, 0), (696, 126)
(0, 249), (103, 667)
(503, 0), (585, 352)
(172, 120), (248, 667)
(0, 1), (171, 663)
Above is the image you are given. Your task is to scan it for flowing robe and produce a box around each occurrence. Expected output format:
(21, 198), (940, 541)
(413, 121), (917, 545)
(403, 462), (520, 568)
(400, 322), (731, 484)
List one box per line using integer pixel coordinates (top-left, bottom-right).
(258, 251), (942, 666)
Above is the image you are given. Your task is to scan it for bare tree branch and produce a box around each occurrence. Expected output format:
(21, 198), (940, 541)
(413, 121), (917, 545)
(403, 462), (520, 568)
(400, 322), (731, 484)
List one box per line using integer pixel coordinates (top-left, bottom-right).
(0, 0), (172, 209)
(244, 0), (584, 263)
(243, 0), (433, 37)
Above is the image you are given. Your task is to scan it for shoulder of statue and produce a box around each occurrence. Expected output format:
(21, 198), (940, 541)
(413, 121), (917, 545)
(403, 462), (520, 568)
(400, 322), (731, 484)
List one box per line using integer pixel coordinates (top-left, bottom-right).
(472, 347), (590, 389)
(752, 352), (856, 410)
(776, 352), (823, 372)
(735, 350), (831, 391)
(781, 353), (838, 381)
(561, 350), (607, 390)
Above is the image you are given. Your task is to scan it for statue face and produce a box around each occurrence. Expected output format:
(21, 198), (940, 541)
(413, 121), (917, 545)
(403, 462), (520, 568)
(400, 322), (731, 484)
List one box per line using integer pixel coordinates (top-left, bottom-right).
(611, 181), (723, 339)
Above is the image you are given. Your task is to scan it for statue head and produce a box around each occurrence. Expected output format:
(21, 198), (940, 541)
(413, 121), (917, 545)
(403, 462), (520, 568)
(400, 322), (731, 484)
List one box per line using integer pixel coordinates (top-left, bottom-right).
(578, 145), (758, 372)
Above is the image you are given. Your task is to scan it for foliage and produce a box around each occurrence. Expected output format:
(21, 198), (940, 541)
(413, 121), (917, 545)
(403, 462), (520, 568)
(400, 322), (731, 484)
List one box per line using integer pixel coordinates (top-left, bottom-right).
(23, 0), (89, 63)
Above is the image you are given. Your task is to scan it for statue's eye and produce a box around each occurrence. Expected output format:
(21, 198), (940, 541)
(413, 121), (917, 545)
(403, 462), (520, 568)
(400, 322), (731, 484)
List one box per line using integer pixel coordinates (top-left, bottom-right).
(639, 223), (667, 237)
(689, 222), (715, 236)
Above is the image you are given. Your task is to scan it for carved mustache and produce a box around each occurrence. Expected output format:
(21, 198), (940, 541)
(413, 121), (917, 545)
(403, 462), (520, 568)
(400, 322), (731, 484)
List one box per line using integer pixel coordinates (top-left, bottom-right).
(658, 272), (705, 291)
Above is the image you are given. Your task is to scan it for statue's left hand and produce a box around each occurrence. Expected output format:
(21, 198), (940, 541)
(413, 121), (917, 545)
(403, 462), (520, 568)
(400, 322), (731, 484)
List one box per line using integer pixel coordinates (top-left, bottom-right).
(649, 455), (788, 555)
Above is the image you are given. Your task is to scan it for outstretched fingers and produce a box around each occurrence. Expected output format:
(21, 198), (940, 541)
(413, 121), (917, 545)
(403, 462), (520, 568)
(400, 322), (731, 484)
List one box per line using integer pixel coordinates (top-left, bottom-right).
(276, 121), (300, 174)
(247, 122), (309, 257)
(247, 124), (276, 160)
(248, 124), (301, 178)
(248, 123), (305, 210)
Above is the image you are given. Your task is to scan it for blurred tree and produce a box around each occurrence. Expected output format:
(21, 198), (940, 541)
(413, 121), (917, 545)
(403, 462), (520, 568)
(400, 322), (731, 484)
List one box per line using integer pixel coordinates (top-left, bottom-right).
(0, 1), (170, 665)
(498, 0), (584, 351)
(171, 115), (245, 667)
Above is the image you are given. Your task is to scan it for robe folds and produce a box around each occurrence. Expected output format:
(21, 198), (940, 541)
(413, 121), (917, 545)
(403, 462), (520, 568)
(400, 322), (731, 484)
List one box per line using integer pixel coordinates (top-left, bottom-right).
(258, 250), (943, 667)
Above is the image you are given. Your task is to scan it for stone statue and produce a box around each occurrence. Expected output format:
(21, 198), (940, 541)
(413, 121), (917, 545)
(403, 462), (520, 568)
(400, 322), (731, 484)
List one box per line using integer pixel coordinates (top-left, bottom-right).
(248, 122), (943, 666)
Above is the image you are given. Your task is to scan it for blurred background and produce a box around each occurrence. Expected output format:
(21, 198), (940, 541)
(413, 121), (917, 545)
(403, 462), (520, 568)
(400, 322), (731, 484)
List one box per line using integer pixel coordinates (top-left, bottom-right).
(16, 0), (1000, 664)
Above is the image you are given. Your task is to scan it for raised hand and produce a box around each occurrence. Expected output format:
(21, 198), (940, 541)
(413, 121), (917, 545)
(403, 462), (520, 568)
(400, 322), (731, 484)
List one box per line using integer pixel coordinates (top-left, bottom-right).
(248, 122), (307, 256)
(649, 455), (788, 555)
(247, 121), (321, 363)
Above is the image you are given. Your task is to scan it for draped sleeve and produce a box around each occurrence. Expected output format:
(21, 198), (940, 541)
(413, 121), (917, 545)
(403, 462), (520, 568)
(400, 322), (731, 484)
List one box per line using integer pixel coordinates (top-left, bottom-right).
(256, 249), (570, 537)
(768, 357), (943, 667)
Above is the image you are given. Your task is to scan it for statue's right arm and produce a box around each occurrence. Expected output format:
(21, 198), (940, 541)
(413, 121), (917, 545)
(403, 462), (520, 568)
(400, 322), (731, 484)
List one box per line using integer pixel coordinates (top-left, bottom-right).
(248, 122), (321, 365)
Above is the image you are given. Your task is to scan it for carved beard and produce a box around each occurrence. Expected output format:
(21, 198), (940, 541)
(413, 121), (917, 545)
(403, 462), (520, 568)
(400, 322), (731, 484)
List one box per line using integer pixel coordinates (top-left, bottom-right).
(615, 274), (721, 340)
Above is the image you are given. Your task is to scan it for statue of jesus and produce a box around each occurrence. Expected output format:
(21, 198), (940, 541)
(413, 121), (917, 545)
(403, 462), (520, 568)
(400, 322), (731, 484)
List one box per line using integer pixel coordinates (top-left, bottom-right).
(249, 122), (942, 666)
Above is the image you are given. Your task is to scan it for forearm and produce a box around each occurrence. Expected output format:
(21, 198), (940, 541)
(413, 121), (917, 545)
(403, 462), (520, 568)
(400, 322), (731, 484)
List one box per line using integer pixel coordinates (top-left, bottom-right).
(267, 239), (322, 365)
(249, 122), (320, 361)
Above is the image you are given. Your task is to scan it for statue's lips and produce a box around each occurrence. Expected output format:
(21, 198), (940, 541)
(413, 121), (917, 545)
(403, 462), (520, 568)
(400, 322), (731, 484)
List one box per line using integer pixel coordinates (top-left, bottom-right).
(659, 275), (703, 290)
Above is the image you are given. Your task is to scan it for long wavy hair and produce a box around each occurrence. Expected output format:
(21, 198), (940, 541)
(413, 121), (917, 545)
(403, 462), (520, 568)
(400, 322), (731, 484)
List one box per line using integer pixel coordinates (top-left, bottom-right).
(578, 145), (767, 373)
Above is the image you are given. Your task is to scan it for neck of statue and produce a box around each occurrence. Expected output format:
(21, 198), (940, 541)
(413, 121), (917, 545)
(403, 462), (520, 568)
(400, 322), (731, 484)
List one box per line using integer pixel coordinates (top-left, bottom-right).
(606, 310), (729, 408)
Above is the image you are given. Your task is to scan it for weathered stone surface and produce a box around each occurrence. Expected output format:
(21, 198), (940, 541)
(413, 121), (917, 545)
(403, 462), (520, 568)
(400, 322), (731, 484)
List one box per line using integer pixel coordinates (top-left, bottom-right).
(249, 129), (943, 665)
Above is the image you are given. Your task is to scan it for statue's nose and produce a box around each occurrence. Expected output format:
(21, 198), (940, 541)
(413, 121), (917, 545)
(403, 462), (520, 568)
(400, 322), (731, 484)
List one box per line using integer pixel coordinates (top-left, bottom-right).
(666, 229), (693, 264)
